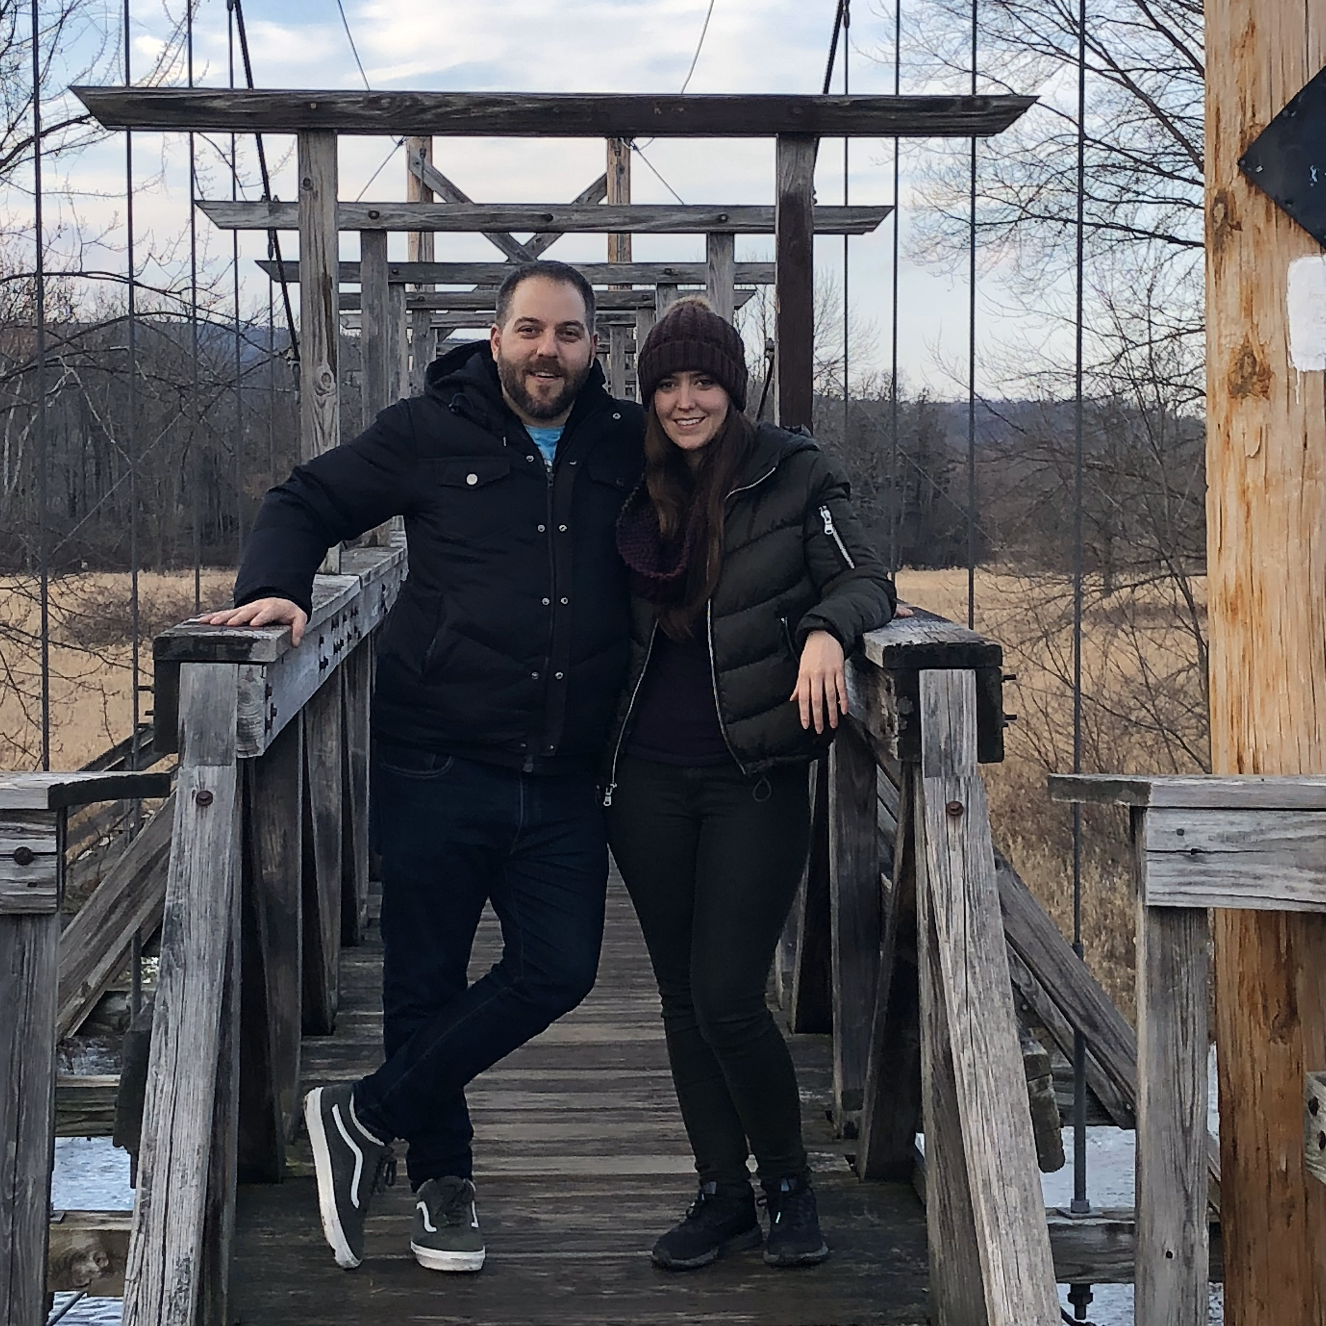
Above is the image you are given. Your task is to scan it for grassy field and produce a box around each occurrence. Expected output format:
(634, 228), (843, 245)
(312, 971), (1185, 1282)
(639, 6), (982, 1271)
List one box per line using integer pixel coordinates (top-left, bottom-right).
(3, 565), (1207, 1016)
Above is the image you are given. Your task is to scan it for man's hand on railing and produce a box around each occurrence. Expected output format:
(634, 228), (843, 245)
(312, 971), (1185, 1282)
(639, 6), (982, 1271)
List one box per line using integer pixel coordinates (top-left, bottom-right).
(197, 597), (310, 647)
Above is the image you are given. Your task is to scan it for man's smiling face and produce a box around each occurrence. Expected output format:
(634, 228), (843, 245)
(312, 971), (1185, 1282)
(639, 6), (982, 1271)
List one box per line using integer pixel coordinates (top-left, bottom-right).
(490, 276), (598, 427)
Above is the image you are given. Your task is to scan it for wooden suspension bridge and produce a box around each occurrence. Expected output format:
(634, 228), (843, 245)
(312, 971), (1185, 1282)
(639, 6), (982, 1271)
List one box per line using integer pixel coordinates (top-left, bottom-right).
(7, 18), (1326, 1320)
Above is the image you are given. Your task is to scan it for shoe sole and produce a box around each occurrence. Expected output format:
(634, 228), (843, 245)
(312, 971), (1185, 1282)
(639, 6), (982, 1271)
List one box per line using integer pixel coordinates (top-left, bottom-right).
(411, 1242), (486, 1273)
(651, 1225), (763, 1270)
(764, 1242), (831, 1268)
(304, 1088), (362, 1270)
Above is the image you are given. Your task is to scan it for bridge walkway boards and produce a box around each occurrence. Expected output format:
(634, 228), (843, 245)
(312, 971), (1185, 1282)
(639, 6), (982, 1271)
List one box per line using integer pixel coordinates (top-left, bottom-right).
(230, 875), (930, 1325)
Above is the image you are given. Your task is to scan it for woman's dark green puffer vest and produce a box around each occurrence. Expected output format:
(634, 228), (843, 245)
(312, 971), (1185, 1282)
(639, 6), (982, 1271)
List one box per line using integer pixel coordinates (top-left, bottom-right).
(606, 422), (897, 782)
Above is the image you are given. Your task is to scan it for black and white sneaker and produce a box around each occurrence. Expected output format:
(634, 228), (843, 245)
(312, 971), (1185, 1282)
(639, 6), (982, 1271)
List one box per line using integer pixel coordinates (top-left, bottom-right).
(411, 1176), (486, 1272)
(303, 1083), (395, 1269)
(761, 1175), (830, 1267)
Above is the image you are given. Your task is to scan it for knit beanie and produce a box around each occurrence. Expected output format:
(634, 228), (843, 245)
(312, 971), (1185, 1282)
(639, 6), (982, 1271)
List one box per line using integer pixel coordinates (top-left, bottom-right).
(636, 295), (749, 410)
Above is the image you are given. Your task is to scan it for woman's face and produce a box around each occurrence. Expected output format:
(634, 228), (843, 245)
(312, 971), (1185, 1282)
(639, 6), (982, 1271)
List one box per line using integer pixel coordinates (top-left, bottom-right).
(653, 371), (731, 457)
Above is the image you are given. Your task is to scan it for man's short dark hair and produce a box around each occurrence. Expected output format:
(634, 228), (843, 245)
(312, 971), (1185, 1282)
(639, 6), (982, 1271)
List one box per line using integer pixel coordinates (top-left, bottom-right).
(494, 261), (596, 333)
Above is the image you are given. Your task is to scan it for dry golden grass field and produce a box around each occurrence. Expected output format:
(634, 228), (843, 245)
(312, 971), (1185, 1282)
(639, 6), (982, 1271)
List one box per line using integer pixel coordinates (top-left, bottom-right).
(3, 566), (1207, 1016)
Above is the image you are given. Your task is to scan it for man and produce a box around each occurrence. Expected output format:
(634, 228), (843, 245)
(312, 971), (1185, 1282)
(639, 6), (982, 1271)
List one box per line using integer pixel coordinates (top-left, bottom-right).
(202, 262), (643, 1273)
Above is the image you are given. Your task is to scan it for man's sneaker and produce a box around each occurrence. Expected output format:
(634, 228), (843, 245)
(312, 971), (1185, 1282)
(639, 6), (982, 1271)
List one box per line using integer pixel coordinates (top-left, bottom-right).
(651, 1182), (761, 1270)
(303, 1084), (395, 1269)
(411, 1176), (486, 1272)
(761, 1175), (830, 1267)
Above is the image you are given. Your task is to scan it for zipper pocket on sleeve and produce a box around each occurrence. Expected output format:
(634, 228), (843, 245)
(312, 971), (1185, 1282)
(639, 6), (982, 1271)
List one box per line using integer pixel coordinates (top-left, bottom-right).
(819, 504), (856, 570)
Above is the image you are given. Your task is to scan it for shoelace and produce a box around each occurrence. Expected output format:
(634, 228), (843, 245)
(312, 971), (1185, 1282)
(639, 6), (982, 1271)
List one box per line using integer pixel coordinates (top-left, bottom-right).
(430, 1180), (477, 1227)
(370, 1145), (398, 1196)
(764, 1185), (816, 1230)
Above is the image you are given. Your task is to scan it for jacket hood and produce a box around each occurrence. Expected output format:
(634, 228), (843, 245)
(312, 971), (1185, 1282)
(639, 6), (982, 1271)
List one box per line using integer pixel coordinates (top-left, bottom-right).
(736, 421), (819, 489)
(424, 339), (612, 437)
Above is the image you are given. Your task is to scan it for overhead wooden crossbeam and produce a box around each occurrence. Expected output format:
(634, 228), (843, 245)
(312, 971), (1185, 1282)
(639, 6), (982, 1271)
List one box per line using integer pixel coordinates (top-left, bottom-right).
(198, 200), (891, 235)
(73, 88), (1034, 138)
(258, 259), (777, 286)
(339, 287), (756, 312)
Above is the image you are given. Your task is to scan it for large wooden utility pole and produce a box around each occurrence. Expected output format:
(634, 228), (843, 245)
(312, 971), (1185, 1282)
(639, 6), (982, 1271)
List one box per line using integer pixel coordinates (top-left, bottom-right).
(1205, 3), (1326, 1321)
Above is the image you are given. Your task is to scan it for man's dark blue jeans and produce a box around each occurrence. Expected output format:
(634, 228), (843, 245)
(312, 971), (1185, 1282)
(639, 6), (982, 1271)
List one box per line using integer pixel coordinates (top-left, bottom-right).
(352, 743), (607, 1189)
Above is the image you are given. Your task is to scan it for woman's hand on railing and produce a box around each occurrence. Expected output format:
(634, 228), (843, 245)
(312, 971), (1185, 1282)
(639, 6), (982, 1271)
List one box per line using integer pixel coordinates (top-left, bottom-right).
(197, 597), (310, 647)
(792, 629), (847, 733)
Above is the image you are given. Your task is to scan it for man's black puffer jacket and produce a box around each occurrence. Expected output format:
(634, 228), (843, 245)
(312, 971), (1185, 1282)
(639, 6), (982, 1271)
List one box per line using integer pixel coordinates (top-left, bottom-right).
(235, 341), (644, 772)
(606, 422), (895, 783)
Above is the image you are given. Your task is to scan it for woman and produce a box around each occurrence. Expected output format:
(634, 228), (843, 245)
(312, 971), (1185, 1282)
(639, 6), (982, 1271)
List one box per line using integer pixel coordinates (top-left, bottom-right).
(605, 297), (897, 1271)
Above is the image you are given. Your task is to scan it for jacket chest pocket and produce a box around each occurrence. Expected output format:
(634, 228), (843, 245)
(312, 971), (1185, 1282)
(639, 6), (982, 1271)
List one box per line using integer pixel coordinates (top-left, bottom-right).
(420, 457), (517, 541)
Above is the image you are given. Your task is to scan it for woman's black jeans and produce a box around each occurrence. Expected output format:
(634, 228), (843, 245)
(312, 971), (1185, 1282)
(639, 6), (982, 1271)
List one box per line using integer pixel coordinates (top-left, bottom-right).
(606, 756), (812, 1189)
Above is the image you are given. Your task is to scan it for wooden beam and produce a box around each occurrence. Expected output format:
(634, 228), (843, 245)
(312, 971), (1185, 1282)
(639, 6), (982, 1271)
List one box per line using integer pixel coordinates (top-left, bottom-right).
(198, 200), (892, 235)
(1205, 0), (1326, 1318)
(606, 137), (631, 398)
(297, 131), (341, 567)
(787, 761), (834, 1034)
(828, 722), (881, 1122)
(55, 1075), (118, 1137)
(0, 770), (169, 812)
(122, 663), (241, 1326)
(706, 231), (736, 323)
(74, 88), (1037, 138)
(48, 1211), (132, 1297)
(775, 134), (817, 431)
(56, 793), (173, 1039)
(258, 259), (778, 285)
(1133, 809), (1210, 1326)
(1050, 772), (1326, 809)
(0, 806), (61, 1326)
(404, 135), (434, 271)
(340, 287), (722, 312)
(301, 681), (342, 1035)
(358, 229), (390, 427)
(916, 669), (1059, 1324)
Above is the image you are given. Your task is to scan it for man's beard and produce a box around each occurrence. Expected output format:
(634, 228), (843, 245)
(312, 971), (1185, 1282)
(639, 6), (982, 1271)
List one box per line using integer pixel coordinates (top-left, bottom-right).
(496, 353), (591, 422)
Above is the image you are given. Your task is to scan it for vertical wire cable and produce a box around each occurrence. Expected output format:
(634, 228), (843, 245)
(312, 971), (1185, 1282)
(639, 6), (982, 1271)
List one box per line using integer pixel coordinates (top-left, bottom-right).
(1069, 2), (1093, 1315)
(841, 1), (850, 459)
(888, 0), (901, 573)
(124, 0), (140, 772)
(32, 0), (49, 770)
(229, 0), (243, 561)
(965, 0), (978, 629)
(188, 1), (200, 610)
(268, 236), (276, 487)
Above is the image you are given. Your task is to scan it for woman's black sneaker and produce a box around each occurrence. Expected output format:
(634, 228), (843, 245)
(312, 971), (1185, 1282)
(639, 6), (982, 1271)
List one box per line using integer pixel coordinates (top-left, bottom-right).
(761, 1175), (830, 1267)
(651, 1182), (762, 1269)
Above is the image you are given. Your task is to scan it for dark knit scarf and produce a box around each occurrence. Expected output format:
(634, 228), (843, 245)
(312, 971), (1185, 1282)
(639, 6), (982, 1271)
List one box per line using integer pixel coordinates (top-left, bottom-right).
(615, 486), (701, 605)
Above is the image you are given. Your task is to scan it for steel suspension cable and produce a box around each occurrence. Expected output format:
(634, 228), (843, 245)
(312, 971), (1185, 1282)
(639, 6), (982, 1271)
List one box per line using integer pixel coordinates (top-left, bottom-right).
(32, 0), (49, 769)
(188, 0), (201, 610)
(965, 0), (978, 629)
(124, 0), (141, 772)
(888, 0), (901, 573)
(229, 0), (243, 561)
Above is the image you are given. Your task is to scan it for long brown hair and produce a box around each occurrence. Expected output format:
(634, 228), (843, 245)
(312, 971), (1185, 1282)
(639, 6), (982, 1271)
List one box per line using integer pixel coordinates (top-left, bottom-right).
(644, 404), (757, 640)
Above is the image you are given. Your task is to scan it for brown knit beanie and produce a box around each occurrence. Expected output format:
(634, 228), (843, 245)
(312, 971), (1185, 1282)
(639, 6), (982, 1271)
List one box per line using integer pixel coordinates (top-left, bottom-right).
(636, 295), (748, 410)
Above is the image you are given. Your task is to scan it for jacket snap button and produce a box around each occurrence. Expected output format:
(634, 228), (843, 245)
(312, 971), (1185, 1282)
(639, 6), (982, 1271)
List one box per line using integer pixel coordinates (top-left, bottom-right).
(466, 473), (478, 486)
(537, 523), (546, 533)
(542, 597), (551, 606)
(558, 524), (568, 532)
(554, 671), (564, 680)
(560, 597), (569, 605)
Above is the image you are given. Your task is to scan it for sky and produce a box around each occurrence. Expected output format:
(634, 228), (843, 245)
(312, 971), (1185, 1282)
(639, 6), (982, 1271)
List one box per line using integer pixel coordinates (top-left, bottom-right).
(43, 0), (1067, 397)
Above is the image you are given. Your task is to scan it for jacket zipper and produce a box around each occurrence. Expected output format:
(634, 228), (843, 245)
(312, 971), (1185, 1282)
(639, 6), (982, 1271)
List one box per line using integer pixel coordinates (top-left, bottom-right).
(705, 602), (746, 775)
(819, 503), (856, 570)
(602, 620), (659, 807)
(698, 464), (780, 778)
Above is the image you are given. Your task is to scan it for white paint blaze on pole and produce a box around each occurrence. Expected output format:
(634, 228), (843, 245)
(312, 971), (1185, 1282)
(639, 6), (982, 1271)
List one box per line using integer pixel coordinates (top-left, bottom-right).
(1287, 256), (1326, 373)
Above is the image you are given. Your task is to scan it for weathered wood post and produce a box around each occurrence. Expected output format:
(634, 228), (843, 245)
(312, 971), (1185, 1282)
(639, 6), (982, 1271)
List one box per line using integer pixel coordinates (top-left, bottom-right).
(0, 771), (168, 1326)
(1205, 1), (1326, 1318)
(706, 231), (736, 323)
(828, 721), (881, 1123)
(774, 134), (816, 431)
(405, 135), (435, 392)
(298, 130), (340, 572)
(123, 666), (242, 1326)
(359, 229), (390, 428)
(606, 136), (631, 398)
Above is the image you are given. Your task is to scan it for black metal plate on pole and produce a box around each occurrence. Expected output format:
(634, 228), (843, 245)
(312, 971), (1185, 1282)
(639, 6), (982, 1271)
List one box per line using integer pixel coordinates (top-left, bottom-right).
(1238, 64), (1326, 250)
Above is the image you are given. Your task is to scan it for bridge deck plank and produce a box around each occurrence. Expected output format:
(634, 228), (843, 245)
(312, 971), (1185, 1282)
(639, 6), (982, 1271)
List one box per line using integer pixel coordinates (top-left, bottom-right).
(230, 876), (931, 1324)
